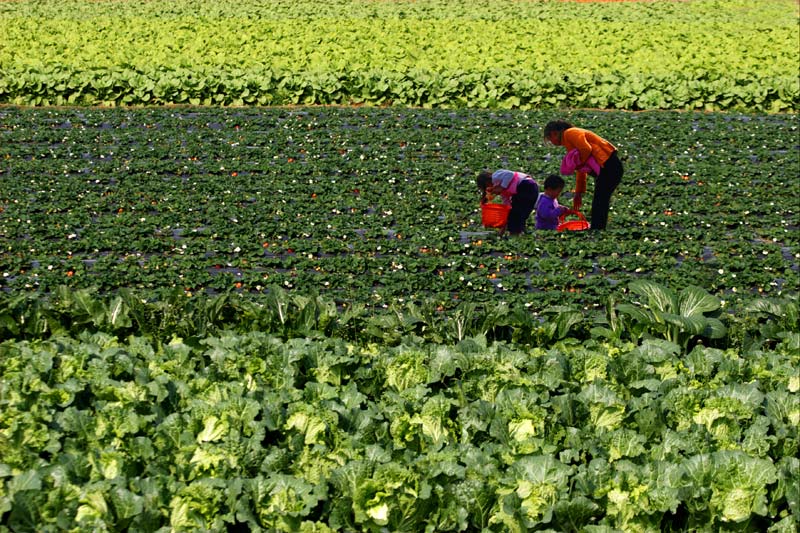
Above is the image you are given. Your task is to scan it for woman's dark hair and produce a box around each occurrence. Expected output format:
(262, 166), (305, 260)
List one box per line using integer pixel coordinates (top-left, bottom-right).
(477, 170), (493, 203)
(544, 174), (565, 190)
(543, 120), (573, 138)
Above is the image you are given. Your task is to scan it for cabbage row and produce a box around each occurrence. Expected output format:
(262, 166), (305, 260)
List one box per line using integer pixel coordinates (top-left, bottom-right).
(1, 297), (798, 531)
(0, 0), (797, 111)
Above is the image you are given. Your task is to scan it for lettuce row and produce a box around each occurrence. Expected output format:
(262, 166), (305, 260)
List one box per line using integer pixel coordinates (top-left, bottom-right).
(1, 311), (797, 530)
(1, 65), (796, 112)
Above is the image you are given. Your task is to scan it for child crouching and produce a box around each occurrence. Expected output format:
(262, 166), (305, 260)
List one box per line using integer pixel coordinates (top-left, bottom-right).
(477, 169), (539, 235)
(535, 174), (571, 230)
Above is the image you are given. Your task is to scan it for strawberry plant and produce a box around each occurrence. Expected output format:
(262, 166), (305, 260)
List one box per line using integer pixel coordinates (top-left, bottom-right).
(2, 106), (796, 314)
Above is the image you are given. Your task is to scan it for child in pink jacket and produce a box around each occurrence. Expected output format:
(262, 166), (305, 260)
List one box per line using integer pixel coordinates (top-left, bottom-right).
(477, 169), (539, 235)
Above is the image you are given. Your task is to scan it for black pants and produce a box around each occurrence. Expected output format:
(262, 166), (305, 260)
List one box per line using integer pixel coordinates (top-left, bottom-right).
(591, 151), (623, 230)
(507, 179), (539, 234)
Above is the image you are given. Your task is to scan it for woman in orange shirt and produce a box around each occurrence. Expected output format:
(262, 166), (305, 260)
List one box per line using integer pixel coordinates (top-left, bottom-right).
(544, 120), (623, 230)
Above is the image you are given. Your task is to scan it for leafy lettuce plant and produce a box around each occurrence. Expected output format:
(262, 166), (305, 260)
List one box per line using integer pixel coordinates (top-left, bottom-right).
(681, 451), (779, 526)
(734, 296), (800, 354)
(616, 280), (727, 351)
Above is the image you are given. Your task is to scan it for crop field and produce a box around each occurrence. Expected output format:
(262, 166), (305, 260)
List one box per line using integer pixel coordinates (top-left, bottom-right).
(1, 107), (798, 311)
(1, 104), (798, 533)
(1, 0), (799, 532)
(1, 0), (798, 111)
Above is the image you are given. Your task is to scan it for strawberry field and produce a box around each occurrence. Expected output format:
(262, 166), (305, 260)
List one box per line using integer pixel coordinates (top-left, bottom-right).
(1, 107), (798, 311)
(1, 0), (799, 532)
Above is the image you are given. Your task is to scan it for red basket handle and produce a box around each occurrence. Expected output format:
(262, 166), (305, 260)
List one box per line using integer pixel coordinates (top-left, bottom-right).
(558, 210), (587, 224)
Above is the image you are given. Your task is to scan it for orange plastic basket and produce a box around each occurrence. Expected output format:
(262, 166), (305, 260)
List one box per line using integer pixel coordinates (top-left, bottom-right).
(557, 211), (590, 232)
(481, 203), (511, 228)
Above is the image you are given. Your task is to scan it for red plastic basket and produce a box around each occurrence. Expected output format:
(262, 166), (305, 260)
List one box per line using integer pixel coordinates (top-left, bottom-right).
(557, 211), (590, 232)
(481, 203), (511, 228)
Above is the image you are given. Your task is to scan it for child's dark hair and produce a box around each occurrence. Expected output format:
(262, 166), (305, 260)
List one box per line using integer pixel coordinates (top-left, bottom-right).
(543, 120), (573, 139)
(544, 174), (565, 190)
(477, 170), (493, 203)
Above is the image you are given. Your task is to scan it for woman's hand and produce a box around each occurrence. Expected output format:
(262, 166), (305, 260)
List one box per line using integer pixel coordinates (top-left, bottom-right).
(572, 192), (583, 210)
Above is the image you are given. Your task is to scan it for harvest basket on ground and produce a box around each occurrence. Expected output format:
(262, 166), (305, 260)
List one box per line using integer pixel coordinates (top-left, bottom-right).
(557, 211), (590, 232)
(481, 202), (511, 228)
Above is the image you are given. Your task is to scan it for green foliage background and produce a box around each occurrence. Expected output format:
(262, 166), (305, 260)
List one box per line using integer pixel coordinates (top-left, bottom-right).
(1, 0), (798, 110)
(0, 1), (799, 531)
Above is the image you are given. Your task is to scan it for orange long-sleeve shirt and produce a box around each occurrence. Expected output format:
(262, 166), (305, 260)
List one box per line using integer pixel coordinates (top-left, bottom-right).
(560, 127), (617, 194)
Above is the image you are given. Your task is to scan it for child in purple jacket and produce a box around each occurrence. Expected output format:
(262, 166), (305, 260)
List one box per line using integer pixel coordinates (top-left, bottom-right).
(536, 175), (571, 230)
